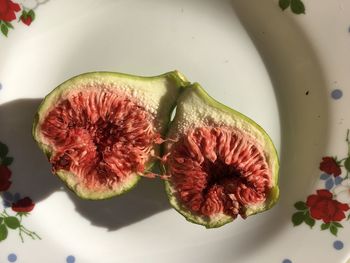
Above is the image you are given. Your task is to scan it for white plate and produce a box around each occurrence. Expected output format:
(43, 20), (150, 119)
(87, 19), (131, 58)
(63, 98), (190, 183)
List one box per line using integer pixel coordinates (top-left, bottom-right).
(0, 0), (349, 262)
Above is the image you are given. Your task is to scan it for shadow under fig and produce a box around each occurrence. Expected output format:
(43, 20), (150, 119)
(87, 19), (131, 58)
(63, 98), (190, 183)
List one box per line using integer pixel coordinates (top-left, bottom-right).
(0, 98), (169, 230)
(67, 178), (170, 230)
(0, 99), (62, 202)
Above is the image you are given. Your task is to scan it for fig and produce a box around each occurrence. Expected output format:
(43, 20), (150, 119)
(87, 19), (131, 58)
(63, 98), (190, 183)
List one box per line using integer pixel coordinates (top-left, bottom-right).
(163, 83), (279, 228)
(33, 71), (188, 199)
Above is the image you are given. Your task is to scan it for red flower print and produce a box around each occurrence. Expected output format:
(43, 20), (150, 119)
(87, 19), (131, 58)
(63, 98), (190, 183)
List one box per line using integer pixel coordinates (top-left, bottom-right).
(0, 165), (12, 191)
(20, 10), (34, 26)
(20, 15), (32, 26)
(306, 189), (349, 223)
(319, 157), (341, 177)
(12, 197), (35, 213)
(0, 0), (21, 22)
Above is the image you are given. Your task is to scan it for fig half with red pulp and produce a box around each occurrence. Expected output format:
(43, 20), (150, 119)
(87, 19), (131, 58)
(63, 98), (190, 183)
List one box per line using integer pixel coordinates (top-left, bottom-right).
(33, 71), (188, 199)
(164, 83), (279, 228)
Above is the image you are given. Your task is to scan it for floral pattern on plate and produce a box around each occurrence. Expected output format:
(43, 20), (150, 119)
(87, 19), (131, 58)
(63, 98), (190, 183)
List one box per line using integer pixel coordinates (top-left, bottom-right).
(0, 141), (40, 242)
(0, 0), (45, 37)
(292, 130), (350, 236)
(0, 0), (303, 38)
(279, 0), (306, 14)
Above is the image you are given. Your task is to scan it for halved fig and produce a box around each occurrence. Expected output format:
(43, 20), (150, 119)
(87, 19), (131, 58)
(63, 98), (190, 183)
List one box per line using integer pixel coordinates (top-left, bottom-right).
(164, 83), (279, 228)
(33, 71), (188, 199)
